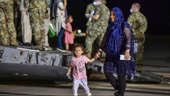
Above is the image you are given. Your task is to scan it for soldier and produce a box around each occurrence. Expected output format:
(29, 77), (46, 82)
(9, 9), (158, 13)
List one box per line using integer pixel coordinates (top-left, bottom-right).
(0, 0), (18, 46)
(127, 2), (148, 72)
(85, 0), (110, 58)
(56, 0), (67, 49)
(29, 0), (48, 50)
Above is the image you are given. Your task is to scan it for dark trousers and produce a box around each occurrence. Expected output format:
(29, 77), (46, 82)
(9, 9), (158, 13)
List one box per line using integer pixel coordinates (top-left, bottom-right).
(105, 73), (126, 96)
(57, 27), (65, 49)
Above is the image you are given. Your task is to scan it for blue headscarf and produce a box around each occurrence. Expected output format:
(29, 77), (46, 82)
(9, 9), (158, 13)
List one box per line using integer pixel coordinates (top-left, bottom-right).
(106, 7), (125, 56)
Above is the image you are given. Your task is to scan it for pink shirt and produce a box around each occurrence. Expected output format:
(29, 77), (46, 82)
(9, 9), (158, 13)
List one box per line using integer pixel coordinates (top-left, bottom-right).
(71, 55), (90, 80)
(66, 23), (72, 32)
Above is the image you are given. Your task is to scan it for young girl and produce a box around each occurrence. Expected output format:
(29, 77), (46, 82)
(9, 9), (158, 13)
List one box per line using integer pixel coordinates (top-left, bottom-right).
(66, 44), (100, 96)
(64, 15), (74, 51)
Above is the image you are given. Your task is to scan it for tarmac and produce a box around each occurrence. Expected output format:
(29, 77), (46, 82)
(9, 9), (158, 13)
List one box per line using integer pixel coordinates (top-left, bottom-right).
(142, 36), (170, 80)
(0, 81), (170, 96)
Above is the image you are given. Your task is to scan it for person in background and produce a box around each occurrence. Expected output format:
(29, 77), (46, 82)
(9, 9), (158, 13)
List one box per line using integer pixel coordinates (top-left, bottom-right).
(66, 44), (100, 96)
(99, 7), (136, 96)
(55, 0), (67, 49)
(85, 0), (110, 58)
(64, 16), (74, 51)
(50, 0), (67, 23)
(127, 2), (147, 72)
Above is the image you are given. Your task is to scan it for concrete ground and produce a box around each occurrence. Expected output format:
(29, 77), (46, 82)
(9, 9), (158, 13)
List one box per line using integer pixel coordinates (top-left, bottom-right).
(142, 36), (170, 80)
(0, 81), (170, 96)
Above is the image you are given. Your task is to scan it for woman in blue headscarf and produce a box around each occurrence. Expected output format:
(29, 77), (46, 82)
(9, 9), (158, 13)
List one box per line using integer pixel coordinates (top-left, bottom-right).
(99, 7), (136, 96)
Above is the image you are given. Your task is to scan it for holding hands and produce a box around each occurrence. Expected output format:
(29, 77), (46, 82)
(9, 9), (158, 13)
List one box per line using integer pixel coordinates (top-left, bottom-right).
(94, 51), (101, 59)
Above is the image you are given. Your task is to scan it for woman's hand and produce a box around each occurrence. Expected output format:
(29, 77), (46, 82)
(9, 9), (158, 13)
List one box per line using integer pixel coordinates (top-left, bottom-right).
(94, 51), (101, 59)
(125, 49), (130, 60)
(88, 51), (101, 63)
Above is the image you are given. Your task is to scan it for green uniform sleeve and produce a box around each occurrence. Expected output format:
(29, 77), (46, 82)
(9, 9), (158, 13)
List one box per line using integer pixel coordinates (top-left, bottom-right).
(85, 4), (94, 18)
(95, 6), (100, 16)
(85, 4), (91, 14)
(127, 13), (136, 32)
(98, 5), (110, 29)
(128, 12), (148, 34)
(127, 14), (133, 26)
(138, 15), (147, 33)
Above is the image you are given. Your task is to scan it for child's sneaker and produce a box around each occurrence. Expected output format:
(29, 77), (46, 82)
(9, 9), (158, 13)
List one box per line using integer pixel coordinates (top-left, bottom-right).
(87, 93), (92, 96)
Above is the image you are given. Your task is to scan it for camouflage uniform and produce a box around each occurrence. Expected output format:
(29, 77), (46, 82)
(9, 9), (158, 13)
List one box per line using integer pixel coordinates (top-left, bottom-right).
(85, 3), (110, 57)
(29, 0), (47, 49)
(85, 3), (95, 27)
(127, 11), (147, 69)
(0, 0), (18, 46)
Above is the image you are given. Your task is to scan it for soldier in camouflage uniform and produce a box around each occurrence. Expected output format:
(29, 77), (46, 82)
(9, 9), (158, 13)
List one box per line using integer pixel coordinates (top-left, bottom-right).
(29, 0), (48, 50)
(127, 3), (148, 72)
(85, 0), (110, 58)
(0, 0), (18, 46)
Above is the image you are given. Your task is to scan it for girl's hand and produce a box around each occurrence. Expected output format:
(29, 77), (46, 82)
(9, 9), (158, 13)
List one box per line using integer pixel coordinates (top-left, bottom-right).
(125, 49), (130, 60)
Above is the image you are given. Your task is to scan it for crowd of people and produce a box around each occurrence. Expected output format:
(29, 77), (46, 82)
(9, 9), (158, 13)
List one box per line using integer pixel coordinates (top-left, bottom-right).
(0, 0), (69, 50)
(0, 0), (148, 96)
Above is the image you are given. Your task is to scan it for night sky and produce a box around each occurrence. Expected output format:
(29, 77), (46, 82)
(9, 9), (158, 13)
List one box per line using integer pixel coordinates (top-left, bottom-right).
(67, 0), (170, 36)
